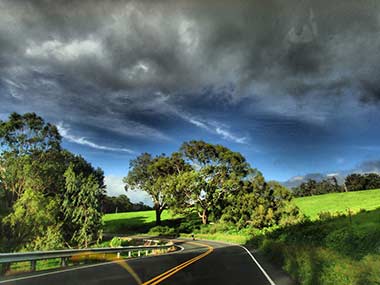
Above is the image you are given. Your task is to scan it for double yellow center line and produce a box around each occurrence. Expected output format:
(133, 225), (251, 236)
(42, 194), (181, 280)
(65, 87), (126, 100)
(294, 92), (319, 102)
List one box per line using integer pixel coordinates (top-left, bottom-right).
(141, 241), (213, 285)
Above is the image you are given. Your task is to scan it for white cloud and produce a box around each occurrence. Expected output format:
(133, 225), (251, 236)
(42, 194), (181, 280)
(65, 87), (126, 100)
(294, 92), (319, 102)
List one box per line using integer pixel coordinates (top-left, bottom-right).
(105, 175), (152, 205)
(184, 116), (247, 144)
(57, 123), (135, 154)
(290, 176), (304, 181)
(215, 127), (247, 144)
(25, 38), (104, 62)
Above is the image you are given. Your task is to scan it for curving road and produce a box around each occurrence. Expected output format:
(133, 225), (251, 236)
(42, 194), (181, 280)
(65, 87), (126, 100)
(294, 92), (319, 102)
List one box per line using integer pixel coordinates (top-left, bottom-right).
(0, 240), (274, 285)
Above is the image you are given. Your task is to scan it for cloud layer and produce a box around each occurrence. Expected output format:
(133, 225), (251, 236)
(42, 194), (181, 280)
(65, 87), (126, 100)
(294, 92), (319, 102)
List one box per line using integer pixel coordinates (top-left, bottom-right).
(1, 0), (380, 181)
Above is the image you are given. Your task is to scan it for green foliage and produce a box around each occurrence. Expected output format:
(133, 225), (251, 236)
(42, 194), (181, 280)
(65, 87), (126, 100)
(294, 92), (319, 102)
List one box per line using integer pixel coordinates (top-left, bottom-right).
(123, 140), (298, 232)
(171, 140), (253, 224)
(0, 112), (61, 155)
(221, 178), (302, 229)
(63, 165), (103, 248)
(124, 152), (189, 225)
(148, 226), (176, 236)
(1, 188), (63, 251)
(25, 225), (65, 251)
(0, 113), (107, 252)
(253, 208), (380, 285)
(293, 177), (342, 197)
(177, 216), (202, 233)
(345, 173), (380, 192)
(109, 237), (122, 247)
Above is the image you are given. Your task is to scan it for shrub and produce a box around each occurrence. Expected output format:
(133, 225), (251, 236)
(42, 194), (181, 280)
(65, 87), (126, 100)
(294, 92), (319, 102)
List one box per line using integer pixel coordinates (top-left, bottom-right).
(178, 218), (201, 233)
(109, 237), (122, 247)
(148, 226), (176, 236)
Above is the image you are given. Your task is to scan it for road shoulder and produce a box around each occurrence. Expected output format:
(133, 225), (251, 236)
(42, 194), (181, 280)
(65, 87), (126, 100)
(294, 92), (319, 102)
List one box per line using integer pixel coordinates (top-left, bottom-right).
(245, 247), (295, 285)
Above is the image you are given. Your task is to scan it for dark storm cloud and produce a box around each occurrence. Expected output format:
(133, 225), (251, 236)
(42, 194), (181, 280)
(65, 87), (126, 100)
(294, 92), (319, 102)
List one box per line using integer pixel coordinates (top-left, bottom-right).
(1, 0), (380, 149)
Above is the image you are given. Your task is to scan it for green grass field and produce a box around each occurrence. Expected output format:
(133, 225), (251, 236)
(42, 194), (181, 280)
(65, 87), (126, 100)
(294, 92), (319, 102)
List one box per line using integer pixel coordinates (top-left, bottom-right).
(294, 189), (380, 219)
(103, 210), (180, 233)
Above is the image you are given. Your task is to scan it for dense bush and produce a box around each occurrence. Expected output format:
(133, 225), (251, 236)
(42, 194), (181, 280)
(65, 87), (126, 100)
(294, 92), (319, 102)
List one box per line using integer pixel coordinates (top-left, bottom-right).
(148, 226), (177, 236)
(109, 237), (123, 247)
(222, 179), (303, 229)
(260, 243), (380, 285)
(177, 217), (202, 233)
(252, 209), (380, 284)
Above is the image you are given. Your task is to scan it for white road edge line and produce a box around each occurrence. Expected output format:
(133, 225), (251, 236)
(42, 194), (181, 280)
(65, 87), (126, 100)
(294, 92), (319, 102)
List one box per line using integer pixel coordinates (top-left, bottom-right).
(0, 245), (185, 284)
(182, 238), (276, 285)
(0, 261), (116, 284)
(239, 245), (276, 285)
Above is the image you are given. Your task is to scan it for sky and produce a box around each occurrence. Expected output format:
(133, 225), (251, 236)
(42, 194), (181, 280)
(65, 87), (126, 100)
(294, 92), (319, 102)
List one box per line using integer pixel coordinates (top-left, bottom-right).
(1, 0), (380, 204)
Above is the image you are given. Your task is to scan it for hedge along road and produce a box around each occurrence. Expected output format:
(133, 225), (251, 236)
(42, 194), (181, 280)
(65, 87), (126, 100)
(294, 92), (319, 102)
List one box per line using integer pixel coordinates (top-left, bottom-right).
(0, 240), (275, 285)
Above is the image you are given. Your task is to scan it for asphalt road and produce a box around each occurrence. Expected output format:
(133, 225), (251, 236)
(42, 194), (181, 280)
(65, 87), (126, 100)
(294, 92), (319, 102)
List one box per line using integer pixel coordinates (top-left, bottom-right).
(0, 240), (273, 285)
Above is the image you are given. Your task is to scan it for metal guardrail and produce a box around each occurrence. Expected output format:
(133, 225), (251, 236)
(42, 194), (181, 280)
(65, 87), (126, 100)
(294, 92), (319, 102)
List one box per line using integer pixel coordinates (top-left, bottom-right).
(0, 244), (176, 274)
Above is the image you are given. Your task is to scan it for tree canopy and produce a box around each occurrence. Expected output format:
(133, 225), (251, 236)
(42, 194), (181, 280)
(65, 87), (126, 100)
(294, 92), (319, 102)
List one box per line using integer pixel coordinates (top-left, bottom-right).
(123, 152), (189, 225)
(0, 113), (105, 251)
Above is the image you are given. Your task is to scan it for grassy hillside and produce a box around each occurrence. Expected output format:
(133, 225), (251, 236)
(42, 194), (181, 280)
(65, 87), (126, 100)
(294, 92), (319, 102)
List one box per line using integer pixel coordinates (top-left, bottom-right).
(103, 210), (180, 233)
(294, 189), (380, 219)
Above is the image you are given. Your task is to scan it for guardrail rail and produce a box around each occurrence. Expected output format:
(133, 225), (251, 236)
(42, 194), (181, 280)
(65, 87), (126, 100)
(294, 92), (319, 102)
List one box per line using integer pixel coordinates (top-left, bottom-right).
(0, 244), (177, 275)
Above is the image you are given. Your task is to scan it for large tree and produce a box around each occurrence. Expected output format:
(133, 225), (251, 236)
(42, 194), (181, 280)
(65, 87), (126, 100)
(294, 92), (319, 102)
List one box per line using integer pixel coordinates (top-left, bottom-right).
(123, 152), (189, 225)
(171, 140), (252, 224)
(0, 113), (62, 208)
(63, 165), (103, 248)
(222, 176), (301, 229)
(0, 113), (105, 251)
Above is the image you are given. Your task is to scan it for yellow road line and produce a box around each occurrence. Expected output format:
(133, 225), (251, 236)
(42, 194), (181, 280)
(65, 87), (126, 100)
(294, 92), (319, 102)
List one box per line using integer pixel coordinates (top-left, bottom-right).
(142, 241), (213, 285)
(71, 252), (142, 284)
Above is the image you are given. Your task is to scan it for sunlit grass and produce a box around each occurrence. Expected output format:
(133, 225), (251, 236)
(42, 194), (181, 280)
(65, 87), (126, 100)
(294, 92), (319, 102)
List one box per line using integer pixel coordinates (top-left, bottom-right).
(102, 210), (180, 233)
(294, 189), (380, 220)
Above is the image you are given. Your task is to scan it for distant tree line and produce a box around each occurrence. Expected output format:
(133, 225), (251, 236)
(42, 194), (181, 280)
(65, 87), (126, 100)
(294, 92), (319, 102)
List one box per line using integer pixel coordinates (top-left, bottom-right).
(124, 140), (302, 229)
(293, 177), (341, 197)
(345, 173), (380, 192)
(293, 173), (380, 197)
(102, 195), (151, 213)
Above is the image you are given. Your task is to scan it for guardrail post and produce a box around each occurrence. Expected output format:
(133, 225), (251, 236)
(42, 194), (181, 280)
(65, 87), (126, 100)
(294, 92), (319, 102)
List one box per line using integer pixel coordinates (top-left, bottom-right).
(61, 257), (67, 267)
(117, 252), (120, 259)
(145, 250), (148, 256)
(138, 250), (140, 257)
(1, 263), (10, 275)
(128, 251), (131, 258)
(31, 260), (36, 271)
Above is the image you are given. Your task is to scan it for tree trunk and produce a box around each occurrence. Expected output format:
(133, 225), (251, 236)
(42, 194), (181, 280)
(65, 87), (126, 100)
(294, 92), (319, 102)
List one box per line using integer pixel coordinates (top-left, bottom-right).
(201, 209), (208, 225)
(155, 208), (162, 225)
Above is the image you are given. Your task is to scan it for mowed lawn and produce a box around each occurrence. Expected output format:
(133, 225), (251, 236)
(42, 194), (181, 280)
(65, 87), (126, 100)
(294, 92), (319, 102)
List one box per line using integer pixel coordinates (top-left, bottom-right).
(294, 189), (380, 219)
(103, 210), (179, 233)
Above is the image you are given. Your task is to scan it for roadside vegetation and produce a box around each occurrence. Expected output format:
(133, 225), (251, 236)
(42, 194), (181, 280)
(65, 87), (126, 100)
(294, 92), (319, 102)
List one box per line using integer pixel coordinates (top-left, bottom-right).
(104, 189), (380, 285)
(0, 113), (105, 254)
(251, 208), (380, 284)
